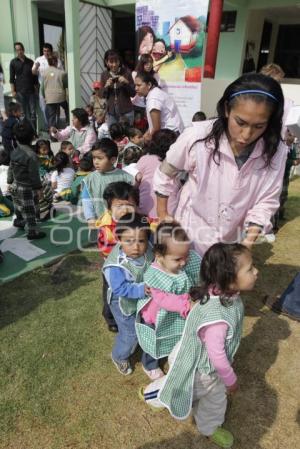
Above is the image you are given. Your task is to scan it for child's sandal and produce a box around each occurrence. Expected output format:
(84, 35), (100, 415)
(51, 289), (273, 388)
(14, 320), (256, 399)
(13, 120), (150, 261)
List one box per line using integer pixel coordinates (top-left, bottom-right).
(207, 427), (234, 448)
(138, 387), (164, 413)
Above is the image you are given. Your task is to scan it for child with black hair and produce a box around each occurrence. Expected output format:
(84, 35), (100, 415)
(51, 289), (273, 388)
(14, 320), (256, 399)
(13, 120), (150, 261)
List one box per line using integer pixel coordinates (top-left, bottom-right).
(122, 145), (143, 180)
(0, 102), (22, 165)
(109, 122), (129, 156)
(140, 242), (258, 449)
(85, 104), (95, 127)
(103, 212), (163, 379)
(124, 127), (144, 151)
(136, 128), (178, 218)
(69, 152), (93, 205)
(51, 151), (75, 201)
(192, 111), (207, 122)
(7, 120), (45, 239)
(81, 138), (134, 226)
(136, 221), (201, 360)
(35, 139), (54, 175)
(95, 181), (139, 332)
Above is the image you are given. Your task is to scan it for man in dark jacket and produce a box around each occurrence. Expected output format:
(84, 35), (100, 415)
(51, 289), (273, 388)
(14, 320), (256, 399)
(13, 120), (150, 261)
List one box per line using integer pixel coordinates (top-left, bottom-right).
(8, 120), (46, 239)
(0, 102), (21, 165)
(10, 42), (38, 132)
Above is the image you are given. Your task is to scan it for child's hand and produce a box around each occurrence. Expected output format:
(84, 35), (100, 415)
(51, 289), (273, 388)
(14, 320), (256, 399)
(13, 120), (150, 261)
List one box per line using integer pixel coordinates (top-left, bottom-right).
(87, 219), (96, 229)
(226, 381), (239, 395)
(144, 285), (151, 296)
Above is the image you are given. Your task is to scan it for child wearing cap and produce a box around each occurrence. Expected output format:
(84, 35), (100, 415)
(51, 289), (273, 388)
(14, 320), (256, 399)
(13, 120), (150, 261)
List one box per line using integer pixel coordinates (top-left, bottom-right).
(90, 81), (107, 116)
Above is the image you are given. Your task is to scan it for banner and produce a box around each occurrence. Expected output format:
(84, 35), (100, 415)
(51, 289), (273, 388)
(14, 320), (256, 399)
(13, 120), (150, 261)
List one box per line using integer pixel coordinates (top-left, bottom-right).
(136, 0), (209, 126)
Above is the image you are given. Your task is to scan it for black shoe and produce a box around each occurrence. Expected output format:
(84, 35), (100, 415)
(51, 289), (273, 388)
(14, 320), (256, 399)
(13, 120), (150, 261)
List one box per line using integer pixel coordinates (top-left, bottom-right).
(27, 231), (46, 240)
(108, 325), (118, 333)
(13, 218), (26, 228)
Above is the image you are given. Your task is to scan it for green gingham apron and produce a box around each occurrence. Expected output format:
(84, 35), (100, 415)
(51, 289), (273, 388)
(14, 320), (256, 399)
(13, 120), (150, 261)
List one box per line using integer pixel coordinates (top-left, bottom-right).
(158, 296), (244, 419)
(102, 243), (153, 316)
(135, 250), (201, 358)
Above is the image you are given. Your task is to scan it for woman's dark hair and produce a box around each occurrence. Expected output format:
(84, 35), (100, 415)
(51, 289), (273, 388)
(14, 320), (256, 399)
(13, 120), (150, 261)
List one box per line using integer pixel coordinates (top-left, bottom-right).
(103, 181), (140, 209)
(197, 73), (284, 166)
(53, 151), (69, 174)
(190, 243), (250, 305)
(116, 212), (150, 239)
(137, 26), (155, 53)
(71, 108), (89, 127)
(135, 71), (159, 88)
(35, 139), (54, 158)
(145, 128), (178, 160)
(135, 54), (154, 74)
(109, 123), (125, 140)
(103, 49), (122, 67)
(154, 221), (189, 256)
(123, 145), (143, 165)
(92, 138), (118, 159)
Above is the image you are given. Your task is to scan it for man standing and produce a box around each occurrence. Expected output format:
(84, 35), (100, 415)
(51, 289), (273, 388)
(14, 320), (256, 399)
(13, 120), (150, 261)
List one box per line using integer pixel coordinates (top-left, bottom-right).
(41, 55), (68, 128)
(9, 42), (38, 132)
(32, 43), (63, 128)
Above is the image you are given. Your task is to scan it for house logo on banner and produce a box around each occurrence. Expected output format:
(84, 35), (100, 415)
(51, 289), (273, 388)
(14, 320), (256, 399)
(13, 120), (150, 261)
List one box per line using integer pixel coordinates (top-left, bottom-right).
(136, 0), (209, 126)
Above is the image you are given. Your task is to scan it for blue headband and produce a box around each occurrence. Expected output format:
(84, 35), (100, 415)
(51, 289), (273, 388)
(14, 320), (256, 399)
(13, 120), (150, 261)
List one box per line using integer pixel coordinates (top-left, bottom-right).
(229, 89), (278, 102)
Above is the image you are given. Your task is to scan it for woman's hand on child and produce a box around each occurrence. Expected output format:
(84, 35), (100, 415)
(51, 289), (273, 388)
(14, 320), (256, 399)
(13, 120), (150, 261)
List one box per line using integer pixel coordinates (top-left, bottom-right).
(226, 381), (239, 395)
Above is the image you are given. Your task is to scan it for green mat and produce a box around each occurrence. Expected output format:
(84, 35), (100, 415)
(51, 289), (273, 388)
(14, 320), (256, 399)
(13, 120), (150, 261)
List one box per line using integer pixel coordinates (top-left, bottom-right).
(0, 205), (91, 284)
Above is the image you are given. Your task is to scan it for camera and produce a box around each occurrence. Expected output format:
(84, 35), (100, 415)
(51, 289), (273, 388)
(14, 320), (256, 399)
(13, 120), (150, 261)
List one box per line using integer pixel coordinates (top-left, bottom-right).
(111, 76), (119, 83)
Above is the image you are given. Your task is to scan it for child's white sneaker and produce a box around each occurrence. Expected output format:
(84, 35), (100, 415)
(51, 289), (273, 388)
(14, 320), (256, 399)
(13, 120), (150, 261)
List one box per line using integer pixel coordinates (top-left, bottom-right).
(143, 366), (164, 380)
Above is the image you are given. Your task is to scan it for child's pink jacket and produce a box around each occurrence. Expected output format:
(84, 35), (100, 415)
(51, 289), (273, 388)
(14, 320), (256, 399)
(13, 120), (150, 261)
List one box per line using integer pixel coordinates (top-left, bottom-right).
(153, 121), (287, 255)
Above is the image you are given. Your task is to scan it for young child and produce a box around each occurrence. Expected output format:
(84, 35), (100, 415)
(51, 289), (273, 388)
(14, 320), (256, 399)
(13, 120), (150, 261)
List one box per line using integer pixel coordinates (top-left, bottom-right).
(81, 138), (134, 226)
(122, 145), (143, 180)
(192, 110), (207, 122)
(136, 128), (178, 218)
(95, 110), (110, 140)
(102, 212), (163, 379)
(123, 127), (144, 151)
(59, 140), (77, 168)
(109, 123), (129, 156)
(85, 104), (95, 127)
(51, 151), (75, 201)
(90, 81), (106, 116)
(136, 221), (201, 359)
(140, 242), (258, 449)
(35, 139), (54, 176)
(1, 102), (22, 165)
(7, 120), (46, 239)
(95, 181), (140, 332)
(69, 152), (93, 205)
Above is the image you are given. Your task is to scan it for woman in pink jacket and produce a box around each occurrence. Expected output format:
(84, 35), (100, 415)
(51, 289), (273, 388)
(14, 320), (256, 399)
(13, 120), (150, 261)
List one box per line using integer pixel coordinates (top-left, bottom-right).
(154, 73), (287, 256)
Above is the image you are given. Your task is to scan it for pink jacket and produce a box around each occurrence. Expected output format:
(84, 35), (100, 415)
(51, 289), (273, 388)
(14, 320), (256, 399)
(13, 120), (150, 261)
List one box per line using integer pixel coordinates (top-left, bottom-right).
(53, 125), (97, 156)
(153, 121), (287, 255)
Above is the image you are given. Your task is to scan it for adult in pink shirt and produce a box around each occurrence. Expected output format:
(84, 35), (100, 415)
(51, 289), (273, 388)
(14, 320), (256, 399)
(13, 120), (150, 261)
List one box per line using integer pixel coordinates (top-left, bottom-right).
(136, 129), (178, 218)
(154, 73), (288, 256)
(50, 107), (96, 157)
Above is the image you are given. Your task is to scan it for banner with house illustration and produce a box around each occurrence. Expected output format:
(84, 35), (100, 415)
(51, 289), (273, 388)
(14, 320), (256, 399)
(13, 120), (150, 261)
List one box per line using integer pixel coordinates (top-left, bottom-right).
(136, 0), (209, 126)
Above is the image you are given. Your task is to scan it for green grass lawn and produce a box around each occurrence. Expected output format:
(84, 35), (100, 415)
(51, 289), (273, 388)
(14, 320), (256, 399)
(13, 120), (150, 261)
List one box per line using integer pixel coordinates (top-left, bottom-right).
(1, 178), (300, 449)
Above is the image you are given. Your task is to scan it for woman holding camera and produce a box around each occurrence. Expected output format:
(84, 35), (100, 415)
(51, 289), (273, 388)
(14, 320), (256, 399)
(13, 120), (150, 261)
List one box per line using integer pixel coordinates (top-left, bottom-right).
(100, 50), (135, 127)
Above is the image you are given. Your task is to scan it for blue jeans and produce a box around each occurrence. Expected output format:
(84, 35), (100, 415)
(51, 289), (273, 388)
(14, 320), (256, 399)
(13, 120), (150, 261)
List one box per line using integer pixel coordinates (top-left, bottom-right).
(110, 297), (158, 370)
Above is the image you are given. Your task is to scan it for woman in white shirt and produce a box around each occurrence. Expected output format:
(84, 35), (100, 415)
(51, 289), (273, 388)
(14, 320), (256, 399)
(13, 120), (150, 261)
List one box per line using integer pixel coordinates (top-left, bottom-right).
(134, 72), (184, 141)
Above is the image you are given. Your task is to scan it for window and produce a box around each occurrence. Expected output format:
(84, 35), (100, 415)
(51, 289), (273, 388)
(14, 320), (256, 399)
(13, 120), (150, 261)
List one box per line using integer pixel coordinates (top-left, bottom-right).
(274, 25), (300, 78)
